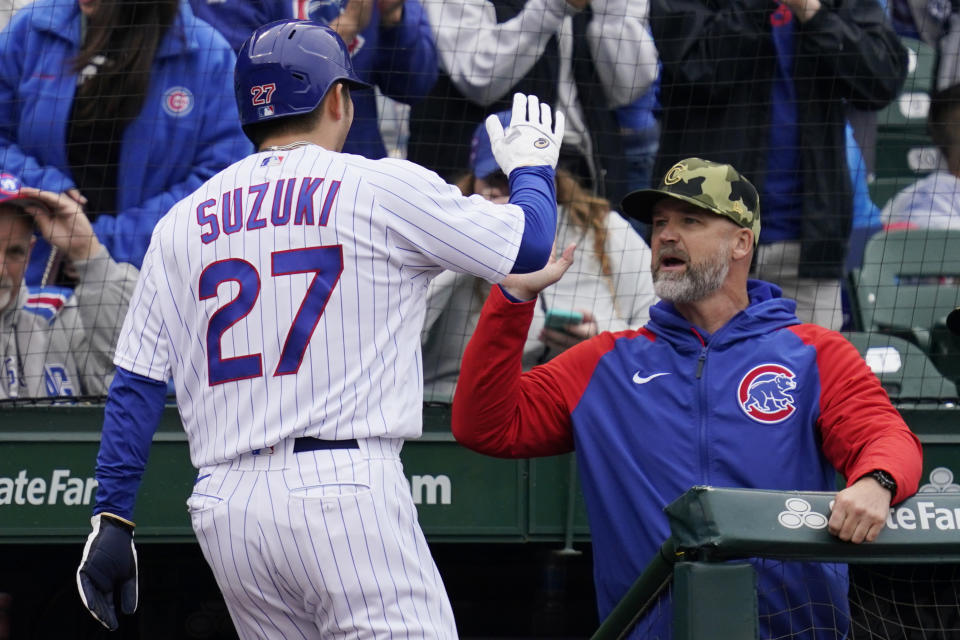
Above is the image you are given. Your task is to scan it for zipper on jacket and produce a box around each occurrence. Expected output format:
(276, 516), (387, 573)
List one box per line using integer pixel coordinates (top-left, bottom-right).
(690, 328), (710, 486)
(690, 328), (708, 379)
(697, 343), (709, 485)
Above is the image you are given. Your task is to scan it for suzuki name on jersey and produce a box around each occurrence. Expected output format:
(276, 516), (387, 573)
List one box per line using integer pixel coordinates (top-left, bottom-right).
(196, 176), (342, 243)
(0, 469), (96, 506)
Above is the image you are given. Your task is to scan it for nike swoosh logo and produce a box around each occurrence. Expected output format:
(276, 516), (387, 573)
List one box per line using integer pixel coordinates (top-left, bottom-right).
(632, 372), (671, 384)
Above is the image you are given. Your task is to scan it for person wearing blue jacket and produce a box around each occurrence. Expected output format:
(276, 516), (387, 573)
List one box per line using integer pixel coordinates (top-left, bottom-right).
(0, 0), (252, 280)
(452, 158), (923, 639)
(191, 0), (437, 160)
(315, 0), (437, 159)
(188, 0), (293, 51)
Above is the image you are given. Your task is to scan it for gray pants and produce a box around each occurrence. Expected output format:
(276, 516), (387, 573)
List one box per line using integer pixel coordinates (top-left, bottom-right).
(754, 241), (843, 330)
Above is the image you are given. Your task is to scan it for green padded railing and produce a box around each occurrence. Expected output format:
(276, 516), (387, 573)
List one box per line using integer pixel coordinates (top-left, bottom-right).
(592, 487), (960, 640)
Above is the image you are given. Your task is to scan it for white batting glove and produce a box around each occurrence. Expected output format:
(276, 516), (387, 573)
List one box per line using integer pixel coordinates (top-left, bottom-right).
(485, 93), (565, 176)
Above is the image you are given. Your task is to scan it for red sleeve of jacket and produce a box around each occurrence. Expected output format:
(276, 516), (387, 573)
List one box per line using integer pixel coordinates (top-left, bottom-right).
(451, 285), (619, 459)
(789, 325), (923, 504)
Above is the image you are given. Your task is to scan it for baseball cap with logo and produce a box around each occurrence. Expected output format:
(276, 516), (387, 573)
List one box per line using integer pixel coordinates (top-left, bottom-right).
(0, 173), (45, 214)
(469, 111), (512, 180)
(621, 157), (761, 245)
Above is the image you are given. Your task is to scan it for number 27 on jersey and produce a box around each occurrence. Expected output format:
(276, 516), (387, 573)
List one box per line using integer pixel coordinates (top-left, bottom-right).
(199, 245), (343, 386)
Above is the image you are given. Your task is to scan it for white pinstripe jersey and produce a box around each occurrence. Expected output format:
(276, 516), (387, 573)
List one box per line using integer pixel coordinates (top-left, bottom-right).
(114, 145), (525, 468)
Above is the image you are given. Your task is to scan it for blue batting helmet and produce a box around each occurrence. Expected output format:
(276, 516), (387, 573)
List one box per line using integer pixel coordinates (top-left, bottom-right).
(235, 19), (370, 127)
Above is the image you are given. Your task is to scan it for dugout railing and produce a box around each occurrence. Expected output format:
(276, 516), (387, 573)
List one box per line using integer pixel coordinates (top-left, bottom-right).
(0, 402), (958, 545)
(591, 487), (960, 640)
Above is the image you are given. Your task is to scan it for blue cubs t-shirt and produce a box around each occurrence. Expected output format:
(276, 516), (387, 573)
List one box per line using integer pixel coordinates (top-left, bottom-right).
(762, 2), (804, 244)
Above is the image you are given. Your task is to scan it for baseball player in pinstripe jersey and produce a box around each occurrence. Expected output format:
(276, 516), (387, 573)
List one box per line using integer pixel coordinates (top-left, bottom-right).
(75, 19), (565, 638)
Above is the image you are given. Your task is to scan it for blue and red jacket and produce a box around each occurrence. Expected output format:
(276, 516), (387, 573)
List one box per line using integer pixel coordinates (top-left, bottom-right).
(453, 279), (922, 639)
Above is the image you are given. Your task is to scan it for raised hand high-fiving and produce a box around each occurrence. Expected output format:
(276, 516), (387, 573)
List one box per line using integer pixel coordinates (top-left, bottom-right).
(485, 93), (565, 177)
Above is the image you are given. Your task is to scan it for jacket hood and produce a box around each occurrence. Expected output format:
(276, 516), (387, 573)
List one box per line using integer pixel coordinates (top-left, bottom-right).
(646, 279), (800, 352)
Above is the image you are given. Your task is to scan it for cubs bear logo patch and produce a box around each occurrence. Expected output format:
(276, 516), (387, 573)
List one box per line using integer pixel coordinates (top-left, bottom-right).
(738, 363), (798, 423)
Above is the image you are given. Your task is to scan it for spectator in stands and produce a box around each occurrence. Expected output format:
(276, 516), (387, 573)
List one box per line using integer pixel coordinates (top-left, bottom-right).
(617, 83), (660, 195)
(422, 112), (657, 401)
(882, 82), (960, 229)
(451, 157), (923, 640)
(187, 0), (294, 51)
(890, 0), (951, 43)
(0, 174), (138, 399)
(0, 0), (251, 282)
(617, 79), (661, 238)
(650, 0), (907, 330)
(324, 0), (437, 159)
(410, 0), (658, 207)
(192, 0), (436, 160)
(890, 0), (960, 90)
(842, 123), (887, 328)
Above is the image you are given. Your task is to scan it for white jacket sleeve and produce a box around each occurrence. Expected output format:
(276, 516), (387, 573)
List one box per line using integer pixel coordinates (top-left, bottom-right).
(586, 0), (658, 107)
(426, 0), (569, 106)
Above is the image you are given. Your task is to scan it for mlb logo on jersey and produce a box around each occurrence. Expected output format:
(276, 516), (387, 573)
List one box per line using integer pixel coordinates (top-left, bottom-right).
(738, 363), (798, 424)
(261, 155), (284, 167)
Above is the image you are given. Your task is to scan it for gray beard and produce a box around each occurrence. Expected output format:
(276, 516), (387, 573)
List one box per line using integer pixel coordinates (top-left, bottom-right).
(653, 246), (730, 304)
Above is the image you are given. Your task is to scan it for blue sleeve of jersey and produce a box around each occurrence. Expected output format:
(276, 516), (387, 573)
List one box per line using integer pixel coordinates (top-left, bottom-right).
(93, 367), (168, 521)
(497, 284), (530, 303)
(509, 165), (557, 274)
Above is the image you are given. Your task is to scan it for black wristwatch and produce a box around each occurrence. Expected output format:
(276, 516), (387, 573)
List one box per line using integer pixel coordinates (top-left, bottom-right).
(865, 469), (897, 496)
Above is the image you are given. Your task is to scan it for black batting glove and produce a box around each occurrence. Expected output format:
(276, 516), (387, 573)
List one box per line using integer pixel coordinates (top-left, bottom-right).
(76, 512), (138, 630)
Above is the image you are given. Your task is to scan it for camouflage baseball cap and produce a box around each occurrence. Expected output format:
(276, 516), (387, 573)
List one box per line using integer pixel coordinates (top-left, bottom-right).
(621, 158), (761, 245)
